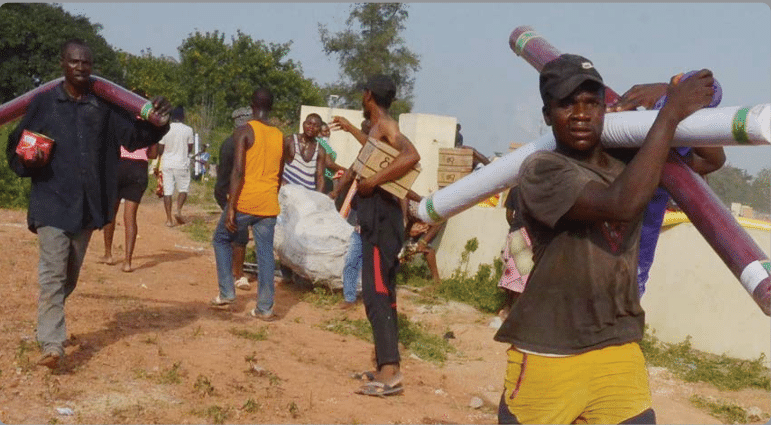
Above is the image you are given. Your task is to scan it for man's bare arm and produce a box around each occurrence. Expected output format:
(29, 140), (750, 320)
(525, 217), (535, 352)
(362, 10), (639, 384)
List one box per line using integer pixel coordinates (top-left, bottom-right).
(226, 126), (250, 232)
(283, 135), (294, 164)
(330, 116), (369, 145)
(689, 147), (726, 175)
(315, 148), (327, 192)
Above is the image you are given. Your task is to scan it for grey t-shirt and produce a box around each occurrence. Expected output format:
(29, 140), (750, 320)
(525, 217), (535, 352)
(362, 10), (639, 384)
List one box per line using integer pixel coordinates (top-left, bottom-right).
(494, 150), (645, 355)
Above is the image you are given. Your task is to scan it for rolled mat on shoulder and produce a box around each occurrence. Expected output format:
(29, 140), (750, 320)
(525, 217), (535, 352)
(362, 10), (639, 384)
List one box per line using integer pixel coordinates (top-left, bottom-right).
(416, 102), (771, 225)
(0, 76), (169, 127)
(513, 25), (770, 315)
(418, 25), (770, 315)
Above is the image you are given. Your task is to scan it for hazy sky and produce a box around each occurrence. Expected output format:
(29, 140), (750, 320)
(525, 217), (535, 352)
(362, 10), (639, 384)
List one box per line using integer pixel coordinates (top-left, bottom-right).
(59, 2), (771, 175)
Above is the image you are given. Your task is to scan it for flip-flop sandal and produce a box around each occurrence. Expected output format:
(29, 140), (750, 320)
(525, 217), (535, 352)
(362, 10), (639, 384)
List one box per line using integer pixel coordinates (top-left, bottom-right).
(350, 371), (376, 381)
(355, 381), (404, 397)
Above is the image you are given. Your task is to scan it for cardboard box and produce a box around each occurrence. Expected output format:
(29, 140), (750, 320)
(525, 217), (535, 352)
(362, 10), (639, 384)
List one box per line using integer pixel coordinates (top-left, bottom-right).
(438, 148), (474, 168)
(437, 166), (471, 188)
(352, 137), (421, 199)
(437, 148), (473, 188)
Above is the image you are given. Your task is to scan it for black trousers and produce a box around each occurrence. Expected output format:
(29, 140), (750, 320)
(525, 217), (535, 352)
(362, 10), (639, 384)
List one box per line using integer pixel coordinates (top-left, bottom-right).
(361, 239), (401, 368)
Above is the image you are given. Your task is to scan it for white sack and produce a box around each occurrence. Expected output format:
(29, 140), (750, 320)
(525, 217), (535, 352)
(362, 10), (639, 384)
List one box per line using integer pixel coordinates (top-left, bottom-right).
(274, 184), (354, 289)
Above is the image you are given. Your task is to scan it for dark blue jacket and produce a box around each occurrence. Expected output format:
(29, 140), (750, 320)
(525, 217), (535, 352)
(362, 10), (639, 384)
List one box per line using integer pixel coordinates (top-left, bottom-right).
(6, 83), (169, 233)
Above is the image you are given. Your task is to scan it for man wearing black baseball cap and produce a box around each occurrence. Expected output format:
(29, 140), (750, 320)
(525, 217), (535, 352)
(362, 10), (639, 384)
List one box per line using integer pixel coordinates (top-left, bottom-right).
(494, 54), (716, 424)
(345, 74), (420, 397)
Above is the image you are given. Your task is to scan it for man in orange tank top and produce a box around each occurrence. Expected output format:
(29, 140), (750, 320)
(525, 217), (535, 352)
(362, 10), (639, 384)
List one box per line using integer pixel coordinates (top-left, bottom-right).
(210, 88), (284, 322)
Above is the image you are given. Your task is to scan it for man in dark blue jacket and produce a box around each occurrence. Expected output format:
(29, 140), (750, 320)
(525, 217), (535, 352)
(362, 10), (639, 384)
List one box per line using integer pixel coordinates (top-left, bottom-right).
(6, 38), (171, 369)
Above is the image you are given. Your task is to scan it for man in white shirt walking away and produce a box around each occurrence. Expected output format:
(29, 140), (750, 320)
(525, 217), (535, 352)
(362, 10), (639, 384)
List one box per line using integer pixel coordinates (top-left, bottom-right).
(155, 106), (195, 227)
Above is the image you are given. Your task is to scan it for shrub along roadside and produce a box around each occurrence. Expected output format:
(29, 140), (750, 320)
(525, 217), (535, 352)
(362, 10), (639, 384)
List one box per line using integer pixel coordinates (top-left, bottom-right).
(399, 237), (505, 314)
(0, 123), (31, 209)
(639, 327), (770, 391)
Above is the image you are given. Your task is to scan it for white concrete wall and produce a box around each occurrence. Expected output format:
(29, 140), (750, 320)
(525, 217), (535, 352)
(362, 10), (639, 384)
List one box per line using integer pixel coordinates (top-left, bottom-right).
(398, 113), (457, 196)
(435, 206), (509, 279)
(641, 223), (770, 361)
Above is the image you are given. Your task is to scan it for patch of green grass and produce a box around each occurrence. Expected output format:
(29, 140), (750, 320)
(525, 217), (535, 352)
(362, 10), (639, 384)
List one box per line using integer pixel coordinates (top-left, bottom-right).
(132, 368), (150, 380)
(145, 173), (160, 197)
(195, 405), (231, 425)
(194, 374), (215, 396)
(302, 286), (343, 308)
(321, 317), (373, 342)
(242, 398), (261, 413)
(187, 178), (217, 207)
(288, 401), (300, 418)
(689, 395), (749, 424)
(397, 313), (455, 364)
(320, 315), (454, 364)
(181, 216), (213, 242)
(229, 327), (268, 341)
(429, 238), (505, 314)
(157, 361), (184, 385)
(245, 247), (257, 264)
(15, 338), (35, 372)
(395, 255), (434, 287)
(640, 327), (770, 391)
(191, 325), (203, 338)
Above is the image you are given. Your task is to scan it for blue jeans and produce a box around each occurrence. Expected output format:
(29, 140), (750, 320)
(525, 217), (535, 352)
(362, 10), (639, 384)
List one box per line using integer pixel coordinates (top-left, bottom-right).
(342, 230), (363, 302)
(212, 210), (276, 314)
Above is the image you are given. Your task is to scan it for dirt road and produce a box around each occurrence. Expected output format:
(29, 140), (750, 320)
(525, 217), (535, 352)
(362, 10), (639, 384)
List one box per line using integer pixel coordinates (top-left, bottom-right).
(0, 198), (767, 424)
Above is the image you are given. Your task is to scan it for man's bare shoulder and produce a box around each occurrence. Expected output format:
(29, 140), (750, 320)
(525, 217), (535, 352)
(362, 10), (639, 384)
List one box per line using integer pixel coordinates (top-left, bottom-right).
(376, 116), (407, 146)
(233, 122), (252, 136)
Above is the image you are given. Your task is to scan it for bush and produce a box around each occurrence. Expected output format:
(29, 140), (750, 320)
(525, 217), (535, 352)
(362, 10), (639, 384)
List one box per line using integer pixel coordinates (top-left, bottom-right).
(395, 254), (433, 286)
(424, 237), (506, 314)
(0, 124), (31, 209)
(640, 326), (770, 391)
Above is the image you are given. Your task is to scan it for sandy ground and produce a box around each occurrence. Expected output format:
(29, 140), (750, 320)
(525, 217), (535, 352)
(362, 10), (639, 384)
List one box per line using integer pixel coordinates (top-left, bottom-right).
(0, 197), (768, 424)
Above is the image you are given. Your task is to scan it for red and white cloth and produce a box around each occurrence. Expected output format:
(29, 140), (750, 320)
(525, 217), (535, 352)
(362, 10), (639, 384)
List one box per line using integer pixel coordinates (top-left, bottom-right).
(498, 228), (532, 294)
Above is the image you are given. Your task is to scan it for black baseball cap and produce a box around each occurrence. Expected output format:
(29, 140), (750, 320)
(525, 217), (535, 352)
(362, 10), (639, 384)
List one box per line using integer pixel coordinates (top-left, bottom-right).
(360, 74), (397, 103)
(539, 54), (604, 104)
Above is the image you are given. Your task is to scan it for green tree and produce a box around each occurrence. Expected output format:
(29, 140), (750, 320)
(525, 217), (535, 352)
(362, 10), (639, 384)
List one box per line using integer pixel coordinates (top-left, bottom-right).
(749, 168), (770, 214)
(117, 50), (185, 106)
(707, 165), (754, 207)
(318, 3), (420, 117)
(0, 3), (123, 102)
(177, 30), (325, 132)
(0, 124), (30, 208)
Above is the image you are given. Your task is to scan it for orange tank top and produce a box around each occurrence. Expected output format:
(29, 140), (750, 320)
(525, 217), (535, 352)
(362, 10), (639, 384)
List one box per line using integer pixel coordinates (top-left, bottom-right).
(236, 120), (284, 216)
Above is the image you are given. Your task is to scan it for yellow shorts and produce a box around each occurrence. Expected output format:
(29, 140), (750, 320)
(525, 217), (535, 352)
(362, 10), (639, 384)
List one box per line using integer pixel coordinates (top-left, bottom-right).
(501, 342), (652, 424)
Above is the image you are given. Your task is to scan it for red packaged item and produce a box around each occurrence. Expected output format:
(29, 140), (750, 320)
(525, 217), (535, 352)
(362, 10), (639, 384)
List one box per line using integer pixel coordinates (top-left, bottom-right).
(16, 130), (55, 165)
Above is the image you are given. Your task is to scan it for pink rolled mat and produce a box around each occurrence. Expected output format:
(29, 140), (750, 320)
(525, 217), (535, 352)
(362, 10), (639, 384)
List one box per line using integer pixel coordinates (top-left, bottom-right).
(0, 76), (168, 127)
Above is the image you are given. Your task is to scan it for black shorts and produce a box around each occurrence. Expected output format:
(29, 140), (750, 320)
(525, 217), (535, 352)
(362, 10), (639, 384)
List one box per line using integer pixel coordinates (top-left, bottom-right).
(117, 158), (149, 203)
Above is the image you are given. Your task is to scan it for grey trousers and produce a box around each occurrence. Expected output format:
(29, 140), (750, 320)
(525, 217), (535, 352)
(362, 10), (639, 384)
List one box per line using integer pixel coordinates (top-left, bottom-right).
(36, 226), (93, 356)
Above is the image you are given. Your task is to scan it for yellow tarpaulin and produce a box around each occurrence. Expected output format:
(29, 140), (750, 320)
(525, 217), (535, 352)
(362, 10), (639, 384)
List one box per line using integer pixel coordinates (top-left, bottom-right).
(662, 211), (771, 231)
